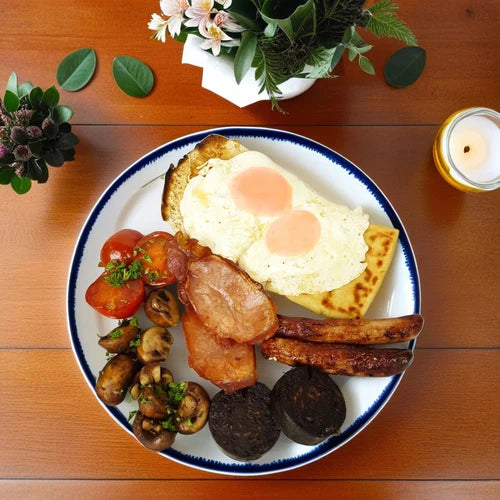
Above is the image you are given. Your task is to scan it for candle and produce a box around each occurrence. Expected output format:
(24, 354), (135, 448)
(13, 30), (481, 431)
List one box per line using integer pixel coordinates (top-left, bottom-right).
(433, 107), (500, 192)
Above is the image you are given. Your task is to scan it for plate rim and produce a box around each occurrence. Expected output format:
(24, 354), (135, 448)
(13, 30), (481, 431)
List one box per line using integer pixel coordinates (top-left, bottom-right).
(66, 126), (421, 476)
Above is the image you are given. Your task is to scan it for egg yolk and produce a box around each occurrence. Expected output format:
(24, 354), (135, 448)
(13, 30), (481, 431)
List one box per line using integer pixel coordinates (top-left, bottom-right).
(230, 167), (292, 216)
(265, 210), (321, 256)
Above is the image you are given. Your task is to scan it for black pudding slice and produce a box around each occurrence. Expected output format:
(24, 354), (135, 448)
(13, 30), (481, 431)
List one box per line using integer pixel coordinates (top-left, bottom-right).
(209, 383), (280, 461)
(271, 366), (346, 446)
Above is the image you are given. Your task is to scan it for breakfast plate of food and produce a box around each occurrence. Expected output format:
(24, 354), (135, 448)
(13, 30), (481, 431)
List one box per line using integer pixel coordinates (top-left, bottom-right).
(67, 127), (422, 475)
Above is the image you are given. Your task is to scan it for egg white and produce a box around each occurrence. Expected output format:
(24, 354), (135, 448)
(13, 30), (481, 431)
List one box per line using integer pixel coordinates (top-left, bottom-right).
(180, 151), (370, 295)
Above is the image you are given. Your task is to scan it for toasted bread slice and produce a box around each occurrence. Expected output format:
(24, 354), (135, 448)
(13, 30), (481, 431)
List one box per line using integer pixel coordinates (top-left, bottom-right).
(287, 224), (399, 319)
(161, 134), (248, 233)
(161, 135), (399, 319)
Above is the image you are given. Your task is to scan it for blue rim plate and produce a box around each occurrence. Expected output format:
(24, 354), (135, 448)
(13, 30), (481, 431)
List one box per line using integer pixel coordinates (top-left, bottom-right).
(67, 126), (420, 476)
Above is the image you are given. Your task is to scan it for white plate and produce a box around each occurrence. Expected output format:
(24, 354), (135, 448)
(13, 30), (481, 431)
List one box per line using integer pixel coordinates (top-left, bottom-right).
(67, 127), (420, 476)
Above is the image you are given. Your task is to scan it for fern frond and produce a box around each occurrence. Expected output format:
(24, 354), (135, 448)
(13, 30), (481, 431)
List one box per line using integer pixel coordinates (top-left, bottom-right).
(365, 0), (417, 46)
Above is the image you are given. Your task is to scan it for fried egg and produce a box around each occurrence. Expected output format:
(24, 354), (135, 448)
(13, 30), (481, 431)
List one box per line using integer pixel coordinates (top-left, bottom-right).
(180, 150), (369, 295)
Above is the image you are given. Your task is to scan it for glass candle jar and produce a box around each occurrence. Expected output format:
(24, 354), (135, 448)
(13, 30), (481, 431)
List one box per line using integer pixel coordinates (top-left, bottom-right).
(433, 107), (500, 192)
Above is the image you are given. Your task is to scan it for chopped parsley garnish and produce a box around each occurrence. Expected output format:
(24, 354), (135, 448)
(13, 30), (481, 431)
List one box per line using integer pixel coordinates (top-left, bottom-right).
(129, 338), (141, 348)
(139, 395), (151, 404)
(160, 417), (176, 432)
(111, 328), (123, 339)
(148, 272), (158, 283)
(129, 316), (139, 327)
(104, 259), (144, 287)
(143, 253), (153, 264)
(168, 382), (186, 405)
(128, 410), (138, 422)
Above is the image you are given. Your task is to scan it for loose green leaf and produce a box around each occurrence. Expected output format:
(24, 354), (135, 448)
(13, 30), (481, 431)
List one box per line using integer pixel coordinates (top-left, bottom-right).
(17, 81), (34, 98)
(57, 48), (97, 91)
(234, 31), (258, 84)
(11, 176), (32, 194)
(260, 0), (316, 42)
(3, 90), (19, 112)
(358, 55), (375, 75)
(384, 46), (426, 87)
(52, 104), (74, 124)
(42, 86), (60, 106)
(5, 72), (18, 95)
(112, 56), (154, 98)
(29, 87), (43, 107)
(0, 166), (15, 185)
(365, 0), (417, 46)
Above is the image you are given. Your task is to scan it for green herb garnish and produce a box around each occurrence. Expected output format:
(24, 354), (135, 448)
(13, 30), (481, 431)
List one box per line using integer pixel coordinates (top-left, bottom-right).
(104, 259), (144, 287)
(111, 328), (123, 339)
(129, 316), (139, 327)
(129, 338), (141, 348)
(128, 410), (138, 422)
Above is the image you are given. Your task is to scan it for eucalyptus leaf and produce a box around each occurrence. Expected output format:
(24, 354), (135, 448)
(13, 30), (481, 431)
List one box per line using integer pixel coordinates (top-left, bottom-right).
(42, 86), (60, 106)
(0, 166), (15, 185)
(359, 55), (375, 75)
(29, 87), (43, 107)
(234, 31), (257, 84)
(3, 90), (19, 112)
(52, 104), (74, 124)
(112, 56), (154, 98)
(384, 46), (426, 88)
(6, 72), (18, 95)
(11, 176), (31, 194)
(18, 81), (34, 98)
(57, 48), (97, 91)
(260, 0), (316, 42)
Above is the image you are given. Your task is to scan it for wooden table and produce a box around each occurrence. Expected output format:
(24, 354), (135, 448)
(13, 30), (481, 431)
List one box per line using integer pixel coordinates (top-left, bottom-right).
(1, 1), (499, 498)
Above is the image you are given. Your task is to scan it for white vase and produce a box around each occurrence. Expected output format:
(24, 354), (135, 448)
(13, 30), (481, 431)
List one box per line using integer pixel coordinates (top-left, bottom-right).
(182, 35), (316, 108)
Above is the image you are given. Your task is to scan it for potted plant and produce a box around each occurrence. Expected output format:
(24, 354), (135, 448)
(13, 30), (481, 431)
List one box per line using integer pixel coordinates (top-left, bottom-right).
(148, 0), (417, 109)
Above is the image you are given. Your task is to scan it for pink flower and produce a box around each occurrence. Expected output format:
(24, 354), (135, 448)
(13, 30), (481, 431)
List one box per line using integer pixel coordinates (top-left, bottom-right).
(158, 0), (190, 37)
(213, 10), (244, 33)
(185, 0), (214, 28)
(199, 21), (232, 56)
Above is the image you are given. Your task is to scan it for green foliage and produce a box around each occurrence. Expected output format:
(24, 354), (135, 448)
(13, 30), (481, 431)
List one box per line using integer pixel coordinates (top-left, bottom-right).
(365, 0), (417, 45)
(0, 72), (77, 195)
(234, 31), (258, 84)
(57, 48), (97, 91)
(384, 46), (426, 87)
(112, 56), (154, 98)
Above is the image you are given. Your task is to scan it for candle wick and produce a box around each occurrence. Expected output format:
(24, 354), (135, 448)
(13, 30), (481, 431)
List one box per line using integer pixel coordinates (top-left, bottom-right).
(464, 145), (471, 153)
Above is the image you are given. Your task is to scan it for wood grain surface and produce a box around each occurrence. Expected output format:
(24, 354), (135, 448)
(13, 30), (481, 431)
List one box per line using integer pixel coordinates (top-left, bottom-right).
(1, 0), (499, 498)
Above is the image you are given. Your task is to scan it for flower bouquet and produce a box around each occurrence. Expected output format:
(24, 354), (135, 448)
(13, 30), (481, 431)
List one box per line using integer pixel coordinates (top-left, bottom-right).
(149, 0), (417, 109)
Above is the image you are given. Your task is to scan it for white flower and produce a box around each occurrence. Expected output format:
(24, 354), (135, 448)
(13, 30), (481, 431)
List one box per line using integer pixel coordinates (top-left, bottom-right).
(199, 20), (232, 56)
(160, 0), (189, 17)
(148, 13), (169, 42)
(185, 0), (214, 28)
(213, 10), (244, 33)
(216, 0), (232, 7)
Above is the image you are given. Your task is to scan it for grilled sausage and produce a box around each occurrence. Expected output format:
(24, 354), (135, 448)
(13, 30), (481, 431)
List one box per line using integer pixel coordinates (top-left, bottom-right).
(261, 337), (413, 377)
(276, 314), (423, 345)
